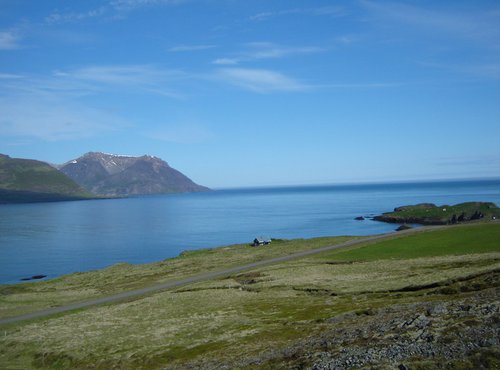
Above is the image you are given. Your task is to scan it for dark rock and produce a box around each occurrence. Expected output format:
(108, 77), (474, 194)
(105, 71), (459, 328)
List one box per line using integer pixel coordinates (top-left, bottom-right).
(394, 203), (436, 212)
(396, 224), (412, 231)
(20, 274), (47, 281)
(398, 364), (410, 370)
(354, 216), (365, 221)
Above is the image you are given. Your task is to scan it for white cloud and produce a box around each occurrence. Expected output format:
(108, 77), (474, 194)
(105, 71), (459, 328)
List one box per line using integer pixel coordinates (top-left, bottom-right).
(245, 42), (325, 59)
(212, 58), (239, 65)
(110, 0), (187, 12)
(53, 65), (185, 98)
(0, 73), (23, 79)
(45, 7), (107, 24)
(212, 42), (325, 65)
(61, 65), (174, 84)
(250, 6), (345, 21)
(44, 0), (187, 24)
(168, 44), (216, 52)
(215, 68), (309, 93)
(0, 65), (186, 141)
(0, 29), (22, 50)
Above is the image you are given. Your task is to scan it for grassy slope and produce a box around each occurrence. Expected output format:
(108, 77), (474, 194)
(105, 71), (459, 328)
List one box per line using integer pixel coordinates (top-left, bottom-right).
(0, 236), (359, 319)
(0, 155), (93, 202)
(0, 223), (498, 369)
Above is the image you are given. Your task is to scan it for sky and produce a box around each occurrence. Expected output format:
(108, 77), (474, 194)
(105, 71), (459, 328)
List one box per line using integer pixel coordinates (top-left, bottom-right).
(0, 0), (499, 188)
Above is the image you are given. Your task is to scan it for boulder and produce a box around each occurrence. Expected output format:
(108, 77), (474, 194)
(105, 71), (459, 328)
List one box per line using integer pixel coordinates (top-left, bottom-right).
(396, 224), (412, 231)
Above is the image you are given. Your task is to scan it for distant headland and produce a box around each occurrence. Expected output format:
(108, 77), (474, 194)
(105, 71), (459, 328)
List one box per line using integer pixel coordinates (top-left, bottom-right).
(0, 152), (209, 204)
(374, 202), (500, 225)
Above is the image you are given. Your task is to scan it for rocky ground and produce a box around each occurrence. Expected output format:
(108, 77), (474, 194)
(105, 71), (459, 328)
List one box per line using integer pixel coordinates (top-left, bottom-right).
(174, 270), (499, 370)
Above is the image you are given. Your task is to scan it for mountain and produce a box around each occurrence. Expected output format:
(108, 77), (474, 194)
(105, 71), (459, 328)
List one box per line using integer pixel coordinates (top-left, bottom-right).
(0, 154), (93, 203)
(59, 152), (209, 196)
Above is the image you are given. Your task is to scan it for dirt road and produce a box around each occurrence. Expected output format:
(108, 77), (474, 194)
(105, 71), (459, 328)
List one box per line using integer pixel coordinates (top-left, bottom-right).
(0, 227), (437, 325)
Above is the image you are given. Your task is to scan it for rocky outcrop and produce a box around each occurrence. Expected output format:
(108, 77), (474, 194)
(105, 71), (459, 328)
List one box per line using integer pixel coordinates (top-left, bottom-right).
(374, 202), (500, 225)
(396, 224), (412, 231)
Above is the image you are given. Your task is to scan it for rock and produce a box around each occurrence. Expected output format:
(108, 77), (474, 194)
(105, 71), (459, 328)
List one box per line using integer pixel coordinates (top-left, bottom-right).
(394, 203), (436, 212)
(398, 364), (409, 370)
(354, 216), (365, 221)
(20, 274), (47, 281)
(396, 224), (412, 231)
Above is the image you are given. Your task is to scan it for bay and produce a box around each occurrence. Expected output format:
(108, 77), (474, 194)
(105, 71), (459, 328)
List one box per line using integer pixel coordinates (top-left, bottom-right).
(0, 179), (499, 284)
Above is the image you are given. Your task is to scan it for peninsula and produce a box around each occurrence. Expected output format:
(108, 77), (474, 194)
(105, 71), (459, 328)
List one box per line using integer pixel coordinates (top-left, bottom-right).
(374, 202), (500, 225)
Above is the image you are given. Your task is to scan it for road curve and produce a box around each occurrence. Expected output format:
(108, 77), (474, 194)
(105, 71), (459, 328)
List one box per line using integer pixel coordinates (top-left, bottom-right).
(0, 226), (439, 325)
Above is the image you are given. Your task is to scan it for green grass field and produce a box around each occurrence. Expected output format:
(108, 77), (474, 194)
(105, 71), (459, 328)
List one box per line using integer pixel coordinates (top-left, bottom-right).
(0, 222), (498, 369)
(322, 223), (500, 261)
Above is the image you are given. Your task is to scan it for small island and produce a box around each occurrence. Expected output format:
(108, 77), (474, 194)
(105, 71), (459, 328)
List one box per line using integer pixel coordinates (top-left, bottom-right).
(374, 202), (500, 225)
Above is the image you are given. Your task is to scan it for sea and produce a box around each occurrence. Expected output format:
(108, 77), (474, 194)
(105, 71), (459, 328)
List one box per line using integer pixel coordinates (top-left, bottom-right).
(1, 179), (499, 284)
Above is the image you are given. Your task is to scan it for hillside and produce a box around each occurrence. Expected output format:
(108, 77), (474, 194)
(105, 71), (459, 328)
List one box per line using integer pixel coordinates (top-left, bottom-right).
(0, 223), (499, 369)
(59, 152), (209, 196)
(374, 202), (500, 225)
(0, 154), (93, 203)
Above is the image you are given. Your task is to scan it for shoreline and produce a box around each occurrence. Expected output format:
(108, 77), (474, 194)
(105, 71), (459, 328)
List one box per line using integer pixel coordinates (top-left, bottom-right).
(0, 223), (470, 325)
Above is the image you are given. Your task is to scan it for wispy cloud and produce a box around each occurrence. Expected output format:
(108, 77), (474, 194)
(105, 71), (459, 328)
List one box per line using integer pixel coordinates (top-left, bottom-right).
(212, 58), (239, 65)
(0, 73), (24, 79)
(215, 68), (309, 93)
(110, 0), (187, 12)
(168, 44), (216, 52)
(361, 0), (500, 48)
(53, 65), (186, 98)
(0, 65), (186, 141)
(250, 6), (345, 22)
(45, 7), (107, 24)
(245, 42), (325, 59)
(0, 97), (123, 141)
(0, 29), (22, 50)
(212, 42), (325, 65)
(418, 61), (500, 80)
(45, 0), (188, 24)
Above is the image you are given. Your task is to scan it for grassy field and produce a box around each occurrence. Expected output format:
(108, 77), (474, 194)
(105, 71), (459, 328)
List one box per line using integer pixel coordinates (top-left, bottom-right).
(0, 235), (360, 319)
(0, 223), (499, 369)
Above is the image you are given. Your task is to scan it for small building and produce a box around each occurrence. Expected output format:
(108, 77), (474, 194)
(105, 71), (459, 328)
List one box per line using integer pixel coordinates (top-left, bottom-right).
(253, 236), (272, 246)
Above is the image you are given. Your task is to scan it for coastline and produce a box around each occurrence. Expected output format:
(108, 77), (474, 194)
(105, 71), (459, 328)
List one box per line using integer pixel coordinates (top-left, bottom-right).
(1, 222), (498, 369)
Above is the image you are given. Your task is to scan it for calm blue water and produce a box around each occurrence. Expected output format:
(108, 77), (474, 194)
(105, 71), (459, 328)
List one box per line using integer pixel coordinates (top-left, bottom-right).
(1, 179), (499, 284)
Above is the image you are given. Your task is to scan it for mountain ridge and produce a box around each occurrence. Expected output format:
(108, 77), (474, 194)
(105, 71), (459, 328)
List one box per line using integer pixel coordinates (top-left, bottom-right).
(59, 152), (209, 196)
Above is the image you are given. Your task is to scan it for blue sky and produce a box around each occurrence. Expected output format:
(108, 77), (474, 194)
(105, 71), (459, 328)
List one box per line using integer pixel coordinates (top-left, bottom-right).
(0, 0), (499, 188)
